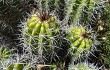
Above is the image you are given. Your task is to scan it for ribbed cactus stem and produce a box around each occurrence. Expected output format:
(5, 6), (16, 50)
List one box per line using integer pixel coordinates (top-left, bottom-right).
(88, 0), (95, 12)
(65, 0), (95, 24)
(38, 0), (59, 11)
(73, 0), (87, 23)
(64, 0), (75, 23)
(67, 26), (93, 62)
(68, 62), (97, 70)
(24, 9), (60, 61)
(38, 0), (47, 10)
(84, 0), (95, 24)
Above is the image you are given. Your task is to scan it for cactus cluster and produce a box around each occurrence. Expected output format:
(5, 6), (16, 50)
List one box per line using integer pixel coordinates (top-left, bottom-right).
(0, 0), (110, 70)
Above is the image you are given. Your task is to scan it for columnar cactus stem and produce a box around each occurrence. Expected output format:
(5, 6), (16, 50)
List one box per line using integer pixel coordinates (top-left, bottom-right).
(65, 0), (95, 25)
(73, 0), (87, 23)
(38, 0), (60, 12)
(24, 10), (60, 62)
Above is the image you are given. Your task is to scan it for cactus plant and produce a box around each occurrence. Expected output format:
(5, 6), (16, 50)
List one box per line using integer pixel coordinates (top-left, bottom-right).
(99, 1), (110, 69)
(64, 0), (95, 25)
(7, 63), (34, 70)
(68, 62), (98, 70)
(23, 10), (61, 62)
(0, 47), (10, 61)
(67, 25), (93, 63)
(1, 0), (110, 70)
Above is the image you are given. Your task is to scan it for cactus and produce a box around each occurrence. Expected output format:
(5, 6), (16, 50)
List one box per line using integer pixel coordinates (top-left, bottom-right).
(7, 64), (14, 70)
(99, 1), (110, 69)
(5, 53), (35, 70)
(1, 0), (110, 70)
(0, 47), (10, 61)
(7, 63), (56, 70)
(68, 62), (98, 70)
(67, 25), (93, 63)
(64, 0), (95, 25)
(7, 63), (34, 70)
(23, 9), (60, 62)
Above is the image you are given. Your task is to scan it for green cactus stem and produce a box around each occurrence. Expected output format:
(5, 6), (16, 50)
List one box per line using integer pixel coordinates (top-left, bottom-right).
(0, 47), (10, 61)
(65, 0), (95, 24)
(67, 26), (93, 62)
(68, 62), (97, 70)
(24, 10), (60, 61)
(7, 65), (14, 70)
(7, 63), (34, 70)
